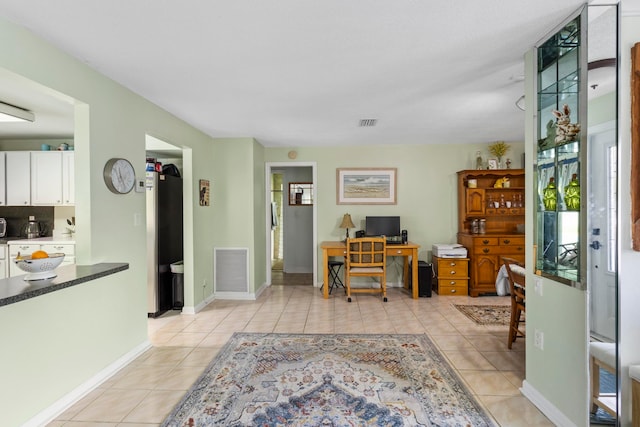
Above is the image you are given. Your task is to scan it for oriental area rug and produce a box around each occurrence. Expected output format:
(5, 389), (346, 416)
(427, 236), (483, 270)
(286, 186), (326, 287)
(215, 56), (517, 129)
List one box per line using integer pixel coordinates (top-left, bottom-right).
(453, 304), (512, 326)
(161, 333), (496, 427)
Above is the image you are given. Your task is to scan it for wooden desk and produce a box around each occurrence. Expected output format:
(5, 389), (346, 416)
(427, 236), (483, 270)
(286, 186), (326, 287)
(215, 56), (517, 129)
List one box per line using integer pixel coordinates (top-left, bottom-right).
(320, 241), (421, 299)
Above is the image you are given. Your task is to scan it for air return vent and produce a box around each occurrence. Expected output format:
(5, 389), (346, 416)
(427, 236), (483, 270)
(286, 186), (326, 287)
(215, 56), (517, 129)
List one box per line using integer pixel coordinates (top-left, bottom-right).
(214, 248), (249, 294)
(358, 118), (378, 127)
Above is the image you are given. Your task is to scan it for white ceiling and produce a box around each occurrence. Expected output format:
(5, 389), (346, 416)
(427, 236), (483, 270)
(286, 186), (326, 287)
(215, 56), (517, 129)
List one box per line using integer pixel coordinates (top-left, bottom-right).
(0, 1), (635, 147)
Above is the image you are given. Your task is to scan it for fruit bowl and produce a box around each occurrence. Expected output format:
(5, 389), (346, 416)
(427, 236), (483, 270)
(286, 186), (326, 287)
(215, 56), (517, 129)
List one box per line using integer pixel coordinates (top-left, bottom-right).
(14, 253), (65, 281)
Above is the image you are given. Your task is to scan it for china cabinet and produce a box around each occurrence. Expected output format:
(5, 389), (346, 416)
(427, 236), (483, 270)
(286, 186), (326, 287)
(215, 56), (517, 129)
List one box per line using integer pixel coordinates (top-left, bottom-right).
(456, 169), (525, 296)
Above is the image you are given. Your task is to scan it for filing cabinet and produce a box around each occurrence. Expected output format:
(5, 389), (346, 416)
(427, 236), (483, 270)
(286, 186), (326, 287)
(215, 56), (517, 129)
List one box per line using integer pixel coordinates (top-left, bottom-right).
(432, 256), (469, 296)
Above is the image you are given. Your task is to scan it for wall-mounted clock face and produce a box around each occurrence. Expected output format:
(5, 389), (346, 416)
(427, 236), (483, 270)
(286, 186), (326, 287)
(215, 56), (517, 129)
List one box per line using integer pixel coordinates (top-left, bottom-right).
(103, 158), (136, 194)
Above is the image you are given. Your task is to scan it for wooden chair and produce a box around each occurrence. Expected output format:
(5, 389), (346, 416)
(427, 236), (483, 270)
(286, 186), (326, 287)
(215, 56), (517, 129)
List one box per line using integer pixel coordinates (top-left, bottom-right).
(345, 237), (387, 302)
(589, 341), (617, 419)
(502, 257), (526, 349)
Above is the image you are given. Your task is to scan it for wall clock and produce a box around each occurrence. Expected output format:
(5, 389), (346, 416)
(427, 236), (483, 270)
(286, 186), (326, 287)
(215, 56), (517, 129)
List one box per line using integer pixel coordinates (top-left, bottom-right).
(103, 158), (136, 194)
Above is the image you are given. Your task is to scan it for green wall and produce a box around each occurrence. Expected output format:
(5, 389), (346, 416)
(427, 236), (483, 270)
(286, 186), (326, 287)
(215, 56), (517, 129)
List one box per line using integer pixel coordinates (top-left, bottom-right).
(264, 143), (525, 282)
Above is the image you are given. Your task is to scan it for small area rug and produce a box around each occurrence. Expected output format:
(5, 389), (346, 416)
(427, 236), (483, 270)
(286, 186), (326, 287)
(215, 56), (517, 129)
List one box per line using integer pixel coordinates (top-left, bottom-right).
(453, 304), (511, 326)
(161, 332), (496, 426)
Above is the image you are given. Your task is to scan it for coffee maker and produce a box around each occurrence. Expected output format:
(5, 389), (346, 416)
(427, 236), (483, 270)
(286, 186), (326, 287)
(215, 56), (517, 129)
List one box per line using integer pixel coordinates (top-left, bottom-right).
(24, 216), (42, 239)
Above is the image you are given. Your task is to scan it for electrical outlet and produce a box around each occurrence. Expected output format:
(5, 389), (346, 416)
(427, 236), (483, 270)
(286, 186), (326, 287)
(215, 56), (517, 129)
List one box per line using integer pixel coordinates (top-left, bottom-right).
(534, 329), (544, 350)
(534, 277), (543, 296)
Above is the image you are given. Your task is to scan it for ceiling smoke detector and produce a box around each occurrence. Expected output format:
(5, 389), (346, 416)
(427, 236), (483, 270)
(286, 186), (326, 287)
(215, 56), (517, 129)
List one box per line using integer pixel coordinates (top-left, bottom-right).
(358, 119), (377, 127)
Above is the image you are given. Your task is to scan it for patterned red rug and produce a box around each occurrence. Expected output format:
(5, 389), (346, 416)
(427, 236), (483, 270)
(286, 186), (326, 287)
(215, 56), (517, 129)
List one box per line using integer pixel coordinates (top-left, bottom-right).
(453, 304), (512, 326)
(161, 333), (497, 426)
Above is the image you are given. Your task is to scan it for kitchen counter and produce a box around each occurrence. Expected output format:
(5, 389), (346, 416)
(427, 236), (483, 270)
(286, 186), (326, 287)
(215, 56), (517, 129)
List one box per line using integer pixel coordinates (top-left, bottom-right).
(6, 235), (75, 245)
(0, 263), (128, 307)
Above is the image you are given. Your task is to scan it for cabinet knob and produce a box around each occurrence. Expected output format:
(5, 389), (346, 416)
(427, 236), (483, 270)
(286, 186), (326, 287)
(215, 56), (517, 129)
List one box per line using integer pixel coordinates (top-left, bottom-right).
(450, 281), (455, 285)
(449, 271), (456, 275)
(449, 262), (456, 266)
(483, 248), (489, 253)
(482, 239), (489, 244)
(396, 250), (402, 254)
(450, 289), (457, 293)
(517, 247), (523, 251)
(503, 239), (511, 244)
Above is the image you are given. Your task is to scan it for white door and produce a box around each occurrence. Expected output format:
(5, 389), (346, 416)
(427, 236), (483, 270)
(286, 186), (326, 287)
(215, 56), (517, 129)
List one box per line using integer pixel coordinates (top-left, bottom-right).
(588, 122), (617, 342)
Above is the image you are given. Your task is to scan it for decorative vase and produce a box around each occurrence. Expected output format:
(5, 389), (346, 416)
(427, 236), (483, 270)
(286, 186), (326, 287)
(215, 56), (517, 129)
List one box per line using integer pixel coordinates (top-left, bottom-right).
(564, 173), (580, 210)
(543, 178), (557, 211)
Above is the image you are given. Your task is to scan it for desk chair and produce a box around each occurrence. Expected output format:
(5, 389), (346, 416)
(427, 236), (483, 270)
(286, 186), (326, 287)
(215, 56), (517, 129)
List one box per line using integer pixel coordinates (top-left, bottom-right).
(345, 237), (387, 302)
(502, 257), (526, 349)
(327, 260), (345, 294)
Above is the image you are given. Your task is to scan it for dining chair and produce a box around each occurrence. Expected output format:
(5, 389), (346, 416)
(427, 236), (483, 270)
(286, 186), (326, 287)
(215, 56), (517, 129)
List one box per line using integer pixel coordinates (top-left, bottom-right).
(345, 237), (387, 302)
(502, 257), (526, 349)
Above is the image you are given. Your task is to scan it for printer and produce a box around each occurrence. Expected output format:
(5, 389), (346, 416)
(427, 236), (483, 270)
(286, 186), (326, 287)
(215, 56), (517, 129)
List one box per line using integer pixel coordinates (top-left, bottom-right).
(432, 243), (468, 258)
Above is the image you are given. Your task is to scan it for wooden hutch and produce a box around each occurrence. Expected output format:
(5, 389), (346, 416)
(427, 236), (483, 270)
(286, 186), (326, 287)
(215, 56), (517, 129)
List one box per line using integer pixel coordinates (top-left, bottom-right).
(456, 169), (525, 297)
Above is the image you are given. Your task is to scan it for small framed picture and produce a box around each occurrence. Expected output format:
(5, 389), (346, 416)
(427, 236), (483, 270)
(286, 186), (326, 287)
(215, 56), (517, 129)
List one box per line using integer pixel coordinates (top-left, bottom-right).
(199, 179), (210, 206)
(487, 159), (498, 170)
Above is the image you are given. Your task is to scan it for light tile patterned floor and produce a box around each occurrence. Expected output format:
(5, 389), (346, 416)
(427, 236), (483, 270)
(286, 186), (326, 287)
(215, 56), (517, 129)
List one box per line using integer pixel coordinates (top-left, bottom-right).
(48, 273), (553, 426)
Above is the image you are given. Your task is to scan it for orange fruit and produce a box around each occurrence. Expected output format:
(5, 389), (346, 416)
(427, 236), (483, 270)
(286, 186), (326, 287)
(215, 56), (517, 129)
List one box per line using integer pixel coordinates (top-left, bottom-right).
(31, 250), (49, 259)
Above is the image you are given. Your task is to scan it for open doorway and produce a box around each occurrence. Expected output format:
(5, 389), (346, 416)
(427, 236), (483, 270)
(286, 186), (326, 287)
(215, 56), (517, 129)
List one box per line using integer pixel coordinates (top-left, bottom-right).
(266, 162), (317, 288)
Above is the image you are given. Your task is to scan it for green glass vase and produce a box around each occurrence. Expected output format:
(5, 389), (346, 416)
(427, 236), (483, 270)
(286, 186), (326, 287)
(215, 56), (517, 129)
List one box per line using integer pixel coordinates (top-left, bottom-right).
(543, 177), (557, 211)
(564, 173), (580, 210)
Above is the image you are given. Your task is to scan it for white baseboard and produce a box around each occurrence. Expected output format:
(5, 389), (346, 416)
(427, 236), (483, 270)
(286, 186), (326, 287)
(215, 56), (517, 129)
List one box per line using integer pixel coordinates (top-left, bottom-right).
(24, 340), (152, 427)
(521, 380), (578, 427)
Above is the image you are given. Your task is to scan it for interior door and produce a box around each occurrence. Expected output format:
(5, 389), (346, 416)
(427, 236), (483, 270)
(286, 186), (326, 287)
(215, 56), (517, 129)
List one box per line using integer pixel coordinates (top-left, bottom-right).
(588, 122), (617, 342)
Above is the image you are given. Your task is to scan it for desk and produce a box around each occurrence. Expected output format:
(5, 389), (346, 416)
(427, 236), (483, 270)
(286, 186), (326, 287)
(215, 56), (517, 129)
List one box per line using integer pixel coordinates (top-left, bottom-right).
(320, 241), (421, 299)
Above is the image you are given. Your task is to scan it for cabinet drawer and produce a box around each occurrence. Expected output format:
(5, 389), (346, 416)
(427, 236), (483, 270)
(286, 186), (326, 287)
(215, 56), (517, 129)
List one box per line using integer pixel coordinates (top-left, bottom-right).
(437, 263), (468, 277)
(9, 244), (41, 257)
(474, 245), (525, 255)
(472, 237), (499, 246)
(437, 281), (469, 296)
(499, 237), (525, 246)
(0, 245), (5, 259)
(41, 244), (75, 256)
(436, 259), (468, 270)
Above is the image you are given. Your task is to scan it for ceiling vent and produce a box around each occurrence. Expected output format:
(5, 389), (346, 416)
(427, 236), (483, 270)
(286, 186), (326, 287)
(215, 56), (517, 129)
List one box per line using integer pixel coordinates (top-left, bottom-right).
(358, 119), (377, 127)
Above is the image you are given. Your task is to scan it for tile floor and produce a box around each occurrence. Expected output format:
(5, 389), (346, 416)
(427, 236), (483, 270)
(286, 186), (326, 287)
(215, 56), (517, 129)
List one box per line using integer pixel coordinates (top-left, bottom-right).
(48, 273), (553, 426)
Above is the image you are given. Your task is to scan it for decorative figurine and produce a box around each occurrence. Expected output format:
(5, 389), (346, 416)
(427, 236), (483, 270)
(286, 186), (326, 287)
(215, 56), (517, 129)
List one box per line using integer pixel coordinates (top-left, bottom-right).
(564, 173), (580, 210)
(552, 104), (580, 144)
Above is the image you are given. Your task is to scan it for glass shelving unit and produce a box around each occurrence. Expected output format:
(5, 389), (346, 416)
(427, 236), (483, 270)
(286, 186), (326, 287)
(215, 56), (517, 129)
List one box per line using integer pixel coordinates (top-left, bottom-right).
(534, 14), (586, 287)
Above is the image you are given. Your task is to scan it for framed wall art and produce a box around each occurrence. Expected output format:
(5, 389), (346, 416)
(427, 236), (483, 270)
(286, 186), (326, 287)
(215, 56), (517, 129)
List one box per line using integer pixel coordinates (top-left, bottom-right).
(487, 159), (499, 170)
(199, 179), (210, 206)
(336, 168), (397, 205)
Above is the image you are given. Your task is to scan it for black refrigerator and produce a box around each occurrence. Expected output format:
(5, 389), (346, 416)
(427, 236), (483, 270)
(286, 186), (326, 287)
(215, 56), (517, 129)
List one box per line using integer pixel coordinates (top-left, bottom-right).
(147, 171), (183, 317)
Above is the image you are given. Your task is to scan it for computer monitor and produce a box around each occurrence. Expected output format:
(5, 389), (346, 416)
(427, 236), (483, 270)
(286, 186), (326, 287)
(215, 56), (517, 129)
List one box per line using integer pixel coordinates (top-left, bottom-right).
(365, 216), (400, 237)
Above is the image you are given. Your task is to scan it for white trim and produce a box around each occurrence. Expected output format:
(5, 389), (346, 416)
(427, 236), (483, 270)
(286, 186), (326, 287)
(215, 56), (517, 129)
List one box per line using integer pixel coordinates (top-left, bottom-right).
(265, 162), (317, 287)
(23, 340), (152, 427)
(520, 380), (578, 427)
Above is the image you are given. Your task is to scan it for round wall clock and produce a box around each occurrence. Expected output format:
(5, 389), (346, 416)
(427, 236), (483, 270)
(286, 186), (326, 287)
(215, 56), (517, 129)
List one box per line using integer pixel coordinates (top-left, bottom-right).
(103, 158), (136, 194)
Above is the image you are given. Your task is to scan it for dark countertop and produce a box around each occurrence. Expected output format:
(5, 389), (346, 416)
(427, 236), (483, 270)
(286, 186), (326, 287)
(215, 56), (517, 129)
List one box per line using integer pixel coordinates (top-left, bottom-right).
(0, 236), (27, 244)
(0, 263), (129, 307)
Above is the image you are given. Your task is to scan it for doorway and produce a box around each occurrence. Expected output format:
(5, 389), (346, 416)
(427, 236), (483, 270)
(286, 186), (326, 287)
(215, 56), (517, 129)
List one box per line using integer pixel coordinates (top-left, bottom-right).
(265, 162), (317, 288)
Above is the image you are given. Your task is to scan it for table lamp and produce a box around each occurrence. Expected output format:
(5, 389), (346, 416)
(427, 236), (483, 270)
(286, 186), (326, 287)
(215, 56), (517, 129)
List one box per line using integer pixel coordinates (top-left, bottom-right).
(339, 213), (356, 240)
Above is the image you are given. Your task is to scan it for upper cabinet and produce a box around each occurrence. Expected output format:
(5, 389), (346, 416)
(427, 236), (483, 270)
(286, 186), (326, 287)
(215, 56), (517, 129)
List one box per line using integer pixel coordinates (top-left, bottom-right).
(533, 12), (587, 286)
(6, 151), (31, 206)
(3, 151), (75, 207)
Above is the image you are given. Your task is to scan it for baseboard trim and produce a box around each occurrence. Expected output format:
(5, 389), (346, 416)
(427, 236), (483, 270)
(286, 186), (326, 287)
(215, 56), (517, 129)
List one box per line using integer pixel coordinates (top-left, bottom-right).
(24, 340), (152, 427)
(521, 380), (578, 427)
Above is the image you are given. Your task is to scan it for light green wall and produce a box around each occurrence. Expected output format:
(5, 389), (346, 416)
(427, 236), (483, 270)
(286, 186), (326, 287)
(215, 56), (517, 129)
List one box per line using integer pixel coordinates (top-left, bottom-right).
(0, 17), (221, 426)
(264, 142), (525, 283)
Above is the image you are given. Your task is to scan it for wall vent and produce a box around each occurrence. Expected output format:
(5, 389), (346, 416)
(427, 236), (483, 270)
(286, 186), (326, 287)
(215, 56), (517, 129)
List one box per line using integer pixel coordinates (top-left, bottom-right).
(358, 118), (378, 127)
(214, 248), (249, 293)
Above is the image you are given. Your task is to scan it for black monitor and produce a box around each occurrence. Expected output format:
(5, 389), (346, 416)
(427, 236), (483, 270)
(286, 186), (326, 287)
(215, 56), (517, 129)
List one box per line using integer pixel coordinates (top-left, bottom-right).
(365, 216), (400, 237)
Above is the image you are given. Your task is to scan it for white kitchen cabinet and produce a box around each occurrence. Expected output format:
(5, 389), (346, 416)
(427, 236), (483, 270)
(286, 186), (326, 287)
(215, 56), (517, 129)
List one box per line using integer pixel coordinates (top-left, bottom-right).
(0, 245), (7, 280)
(31, 151), (63, 205)
(8, 243), (41, 277)
(62, 151), (75, 205)
(0, 152), (6, 206)
(6, 151), (31, 206)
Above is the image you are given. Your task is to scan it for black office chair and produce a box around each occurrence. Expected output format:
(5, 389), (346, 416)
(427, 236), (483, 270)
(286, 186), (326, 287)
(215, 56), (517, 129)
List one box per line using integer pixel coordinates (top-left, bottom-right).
(328, 260), (345, 294)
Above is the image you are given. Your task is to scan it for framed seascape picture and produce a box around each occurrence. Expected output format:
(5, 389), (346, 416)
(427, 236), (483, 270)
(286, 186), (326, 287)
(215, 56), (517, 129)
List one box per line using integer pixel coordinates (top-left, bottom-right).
(336, 168), (397, 205)
(199, 179), (210, 206)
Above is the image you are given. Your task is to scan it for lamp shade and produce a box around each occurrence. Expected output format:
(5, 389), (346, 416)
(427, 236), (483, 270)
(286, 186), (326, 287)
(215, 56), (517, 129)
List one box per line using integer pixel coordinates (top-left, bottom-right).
(339, 213), (355, 229)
